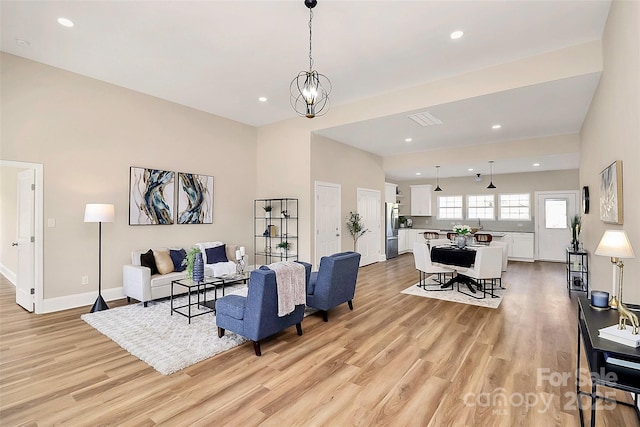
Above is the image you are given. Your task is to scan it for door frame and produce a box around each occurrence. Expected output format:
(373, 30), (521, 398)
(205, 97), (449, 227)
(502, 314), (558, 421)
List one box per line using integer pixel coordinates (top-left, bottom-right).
(314, 181), (341, 268)
(1, 160), (44, 313)
(534, 190), (579, 261)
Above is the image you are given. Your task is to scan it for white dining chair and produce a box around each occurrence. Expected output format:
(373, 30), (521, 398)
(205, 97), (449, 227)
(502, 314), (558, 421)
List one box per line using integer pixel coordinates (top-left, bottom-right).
(457, 246), (503, 299)
(413, 243), (455, 290)
(490, 241), (509, 272)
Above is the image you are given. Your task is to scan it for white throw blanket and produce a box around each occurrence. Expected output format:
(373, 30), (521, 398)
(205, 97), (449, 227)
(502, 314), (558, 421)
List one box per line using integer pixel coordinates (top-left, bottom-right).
(268, 261), (306, 317)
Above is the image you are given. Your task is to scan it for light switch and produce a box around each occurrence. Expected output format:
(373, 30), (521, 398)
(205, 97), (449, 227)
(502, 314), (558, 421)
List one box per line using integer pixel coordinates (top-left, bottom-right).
(47, 218), (56, 227)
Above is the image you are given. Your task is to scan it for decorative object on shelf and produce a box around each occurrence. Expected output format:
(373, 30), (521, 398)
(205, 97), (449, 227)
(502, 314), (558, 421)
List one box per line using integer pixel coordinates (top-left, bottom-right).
(129, 167), (174, 225)
(571, 214), (581, 251)
(590, 290), (610, 309)
(177, 172), (213, 224)
(434, 165), (443, 192)
(235, 247), (246, 274)
(582, 186), (590, 214)
(276, 241), (291, 255)
(486, 161), (496, 189)
(345, 211), (369, 251)
(594, 229), (636, 314)
(265, 246), (272, 255)
(281, 210), (289, 218)
(599, 160), (623, 224)
(263, 205), (272, 218)
(290, 0), (331, 119)
(84, 203), (115, 313)
(453, 224), (471, 249)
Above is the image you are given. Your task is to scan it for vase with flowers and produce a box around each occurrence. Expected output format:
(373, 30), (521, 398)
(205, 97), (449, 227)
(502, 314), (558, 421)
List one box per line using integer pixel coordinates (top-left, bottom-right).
(453, 224), (472, 248)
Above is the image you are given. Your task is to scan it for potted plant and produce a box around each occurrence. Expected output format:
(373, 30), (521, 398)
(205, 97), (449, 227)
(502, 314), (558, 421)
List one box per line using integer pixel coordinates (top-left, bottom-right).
(276, 241), (291, 254)
(263, 205), (272, 218)
(345, 211), (368, 251)
(398, 216), (407, 228)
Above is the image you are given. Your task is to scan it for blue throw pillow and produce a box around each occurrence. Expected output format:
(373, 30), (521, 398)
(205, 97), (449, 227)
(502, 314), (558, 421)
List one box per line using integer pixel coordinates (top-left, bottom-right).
(170, 248), (187, 272)
(205, 245), (228, 264)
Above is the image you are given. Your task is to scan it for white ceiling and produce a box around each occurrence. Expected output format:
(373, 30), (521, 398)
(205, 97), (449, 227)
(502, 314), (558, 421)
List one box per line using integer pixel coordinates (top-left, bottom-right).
(1, 0), (611, 179)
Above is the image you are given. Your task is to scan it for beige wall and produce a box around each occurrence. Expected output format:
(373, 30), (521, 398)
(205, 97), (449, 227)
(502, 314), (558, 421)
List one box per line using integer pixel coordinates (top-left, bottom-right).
(1, 54), (257, 304)
(310, 134), (385, 255)
(580, 0), (640, 303)
(0, 167), (21, 281)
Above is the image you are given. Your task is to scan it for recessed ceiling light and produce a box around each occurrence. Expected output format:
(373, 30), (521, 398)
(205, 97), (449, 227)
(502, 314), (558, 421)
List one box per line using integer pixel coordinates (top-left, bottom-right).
(492, 124), (502, 130)
(405, 138), (413, 143)
(57, 17), (74, 27)
(533, 163), (540, 167)
(450, 30), (464, 40)
(15, 38), (30, 46)
(468, 168), (474, 172)
(415, 172), (421, 176)
(258, 97), (267, 102)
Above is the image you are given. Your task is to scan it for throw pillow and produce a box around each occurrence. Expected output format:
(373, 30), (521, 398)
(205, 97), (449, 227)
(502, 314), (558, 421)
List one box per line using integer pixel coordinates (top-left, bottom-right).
(153, 249), (174, 275)
(205, 244), (228, 264)
(170, 248), (187, 272)
(140, 249), (159, 275)
(226, 244), (239, 263)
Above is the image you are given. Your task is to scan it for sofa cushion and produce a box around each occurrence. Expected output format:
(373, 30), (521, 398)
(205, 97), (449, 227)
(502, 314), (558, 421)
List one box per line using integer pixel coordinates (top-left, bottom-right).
(206, 245), (228, 264)
(196, 241), (224, 264)
(215, 295), (246, 320)
(140, 249), (159, 275)
(154, 249), (174, 275)
(149, 271), (187, 288)
(170, 248), (187, 272)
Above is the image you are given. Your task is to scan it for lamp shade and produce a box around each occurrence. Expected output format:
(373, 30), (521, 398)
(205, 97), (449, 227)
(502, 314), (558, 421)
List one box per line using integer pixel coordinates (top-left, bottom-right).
(594, 230), (636, 259)
(84, 204), (115, 223)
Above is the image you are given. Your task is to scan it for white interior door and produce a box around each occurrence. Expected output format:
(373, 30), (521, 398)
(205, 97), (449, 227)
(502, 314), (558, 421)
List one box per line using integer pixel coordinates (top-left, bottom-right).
(535, 191), (579, 261)
(16, 169), (35, 312)
(315, 182), (341, 268)
(357, 188), (381, 266)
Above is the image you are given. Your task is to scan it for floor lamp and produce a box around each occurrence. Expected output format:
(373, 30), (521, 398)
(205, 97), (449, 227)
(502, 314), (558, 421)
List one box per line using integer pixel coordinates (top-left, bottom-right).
(84, 203), (115, 313)
(594, 229), (636, 310)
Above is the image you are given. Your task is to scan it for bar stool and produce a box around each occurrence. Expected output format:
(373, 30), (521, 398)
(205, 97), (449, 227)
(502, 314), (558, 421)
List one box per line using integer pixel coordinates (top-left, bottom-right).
(423, 231), (440, 249)
(475, 233), (493, 245)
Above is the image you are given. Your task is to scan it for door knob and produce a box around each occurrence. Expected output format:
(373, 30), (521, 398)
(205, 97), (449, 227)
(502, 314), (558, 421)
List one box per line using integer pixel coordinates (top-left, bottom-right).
(11, 242), (18, 246)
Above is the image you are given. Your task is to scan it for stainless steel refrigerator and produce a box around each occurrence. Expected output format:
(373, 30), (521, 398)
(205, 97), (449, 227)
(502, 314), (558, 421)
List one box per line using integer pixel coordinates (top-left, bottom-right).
(385, 203), (399, 259)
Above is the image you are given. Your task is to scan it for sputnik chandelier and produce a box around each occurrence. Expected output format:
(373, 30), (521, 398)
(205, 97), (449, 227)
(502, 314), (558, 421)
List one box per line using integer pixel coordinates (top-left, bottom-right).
(290, 0), (331, 118)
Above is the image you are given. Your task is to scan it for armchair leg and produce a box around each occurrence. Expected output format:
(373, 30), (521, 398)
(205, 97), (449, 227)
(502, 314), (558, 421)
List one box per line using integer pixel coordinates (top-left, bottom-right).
(253, 341), (262, 356)
(322, 311), (328, 322)
(127, 297), (131, 303)
(143, 301), (148, 307)
(348, 300), (353, 310)
(218, 327), (225, 338)
(296, 322), (303, 336)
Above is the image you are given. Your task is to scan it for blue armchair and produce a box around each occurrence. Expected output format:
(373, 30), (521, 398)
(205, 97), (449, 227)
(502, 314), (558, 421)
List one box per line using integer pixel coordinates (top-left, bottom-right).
(216, 261), (311, 356)
(306, 251), (361, 322)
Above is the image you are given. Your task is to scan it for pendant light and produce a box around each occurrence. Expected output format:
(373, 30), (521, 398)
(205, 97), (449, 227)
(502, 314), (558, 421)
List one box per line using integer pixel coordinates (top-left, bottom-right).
(290, 0), (331, 118)
(487, 160), (496, 189)
(434, 165), (443, 191)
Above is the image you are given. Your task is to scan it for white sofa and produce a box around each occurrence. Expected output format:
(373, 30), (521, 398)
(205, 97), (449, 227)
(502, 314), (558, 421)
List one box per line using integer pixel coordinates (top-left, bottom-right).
(123, 242), (239, 306)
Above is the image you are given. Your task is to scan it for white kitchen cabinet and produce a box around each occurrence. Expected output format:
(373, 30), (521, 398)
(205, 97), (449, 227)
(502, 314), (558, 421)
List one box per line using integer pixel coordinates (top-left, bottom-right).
(410, 185), (432, 216)
(398, 229), (409, 253)
(503, 232), (534, 262)
(385, 182), (397, 204)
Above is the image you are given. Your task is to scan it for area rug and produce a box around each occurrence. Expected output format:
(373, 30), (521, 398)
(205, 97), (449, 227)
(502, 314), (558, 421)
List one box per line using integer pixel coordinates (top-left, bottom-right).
(401, 276), (509, 309)
(82, 284), (252, 375)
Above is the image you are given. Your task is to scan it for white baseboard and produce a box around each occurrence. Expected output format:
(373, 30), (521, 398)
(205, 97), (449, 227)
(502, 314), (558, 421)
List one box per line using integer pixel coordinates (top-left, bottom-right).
(0, 264), (17, 285)
(41, 287), (125, 314)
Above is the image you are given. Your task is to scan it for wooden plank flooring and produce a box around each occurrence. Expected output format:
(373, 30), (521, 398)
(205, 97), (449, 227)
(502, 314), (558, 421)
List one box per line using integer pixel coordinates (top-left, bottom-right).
(1, 255), (639, 426)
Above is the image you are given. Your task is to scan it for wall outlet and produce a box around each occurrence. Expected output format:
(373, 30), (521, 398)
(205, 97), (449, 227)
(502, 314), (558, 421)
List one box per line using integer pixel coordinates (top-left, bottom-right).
(82, 276), (89, 285)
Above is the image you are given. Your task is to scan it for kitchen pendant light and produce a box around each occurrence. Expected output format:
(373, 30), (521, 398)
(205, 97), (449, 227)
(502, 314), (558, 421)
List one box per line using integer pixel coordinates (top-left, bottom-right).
(290, 0), (331, 118)
(487, 160), (496, 189)
(434, 165), (443, 191)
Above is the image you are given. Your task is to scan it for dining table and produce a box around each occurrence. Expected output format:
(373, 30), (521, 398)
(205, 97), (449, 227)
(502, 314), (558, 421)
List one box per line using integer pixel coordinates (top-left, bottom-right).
(430, 245), (479, 293)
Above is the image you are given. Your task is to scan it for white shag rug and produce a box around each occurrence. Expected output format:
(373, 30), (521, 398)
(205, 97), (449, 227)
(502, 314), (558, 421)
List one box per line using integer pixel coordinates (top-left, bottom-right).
(82, 284), (251, 375)
(401, 276), (509, 309)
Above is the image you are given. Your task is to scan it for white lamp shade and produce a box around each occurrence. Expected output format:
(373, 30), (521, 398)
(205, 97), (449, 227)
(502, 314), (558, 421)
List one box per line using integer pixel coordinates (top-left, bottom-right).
(594, 230), (636, 259)
(84, 204), (115, 223)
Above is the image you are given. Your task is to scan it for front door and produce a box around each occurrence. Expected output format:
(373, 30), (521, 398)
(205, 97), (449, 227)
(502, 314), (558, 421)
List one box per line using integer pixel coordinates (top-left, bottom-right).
(535, 191), (579, 262)
(16, 169), (35, 312)
(314, 182), (341, 268)
(356, 188), (381, 266)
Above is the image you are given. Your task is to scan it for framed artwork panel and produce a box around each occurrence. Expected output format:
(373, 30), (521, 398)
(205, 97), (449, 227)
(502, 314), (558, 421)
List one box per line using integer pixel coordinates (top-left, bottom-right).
(129, 167), (175, 225)
(599, 160), (623, 224)
(177, 172), (213, 224)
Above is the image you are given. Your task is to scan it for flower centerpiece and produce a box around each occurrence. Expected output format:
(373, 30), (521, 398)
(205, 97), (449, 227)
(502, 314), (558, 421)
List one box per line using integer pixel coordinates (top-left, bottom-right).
(452, 224), (472, 248)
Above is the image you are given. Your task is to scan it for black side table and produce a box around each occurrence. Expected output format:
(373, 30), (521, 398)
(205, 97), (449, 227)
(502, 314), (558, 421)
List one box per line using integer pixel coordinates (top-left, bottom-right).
(567, 248), (589, 296)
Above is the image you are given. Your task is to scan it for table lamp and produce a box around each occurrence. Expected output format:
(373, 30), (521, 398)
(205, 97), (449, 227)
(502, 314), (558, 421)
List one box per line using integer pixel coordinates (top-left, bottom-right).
(84, 203), (115, 313)
(594, 229), (635, 311)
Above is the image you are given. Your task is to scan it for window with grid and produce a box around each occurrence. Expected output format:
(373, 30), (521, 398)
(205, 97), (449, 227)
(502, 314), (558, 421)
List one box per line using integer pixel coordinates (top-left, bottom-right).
(466, 195), (495, 219)
(499, 193), (531, 220)
(437, 195), (463, 220)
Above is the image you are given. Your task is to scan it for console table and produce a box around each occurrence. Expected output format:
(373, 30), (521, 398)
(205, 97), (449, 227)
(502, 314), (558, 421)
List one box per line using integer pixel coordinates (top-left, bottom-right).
(576, 297), (640, 426)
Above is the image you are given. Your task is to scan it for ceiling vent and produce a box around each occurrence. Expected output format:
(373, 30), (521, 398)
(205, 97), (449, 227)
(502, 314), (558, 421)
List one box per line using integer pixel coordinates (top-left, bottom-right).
(407, 111), (443, 127)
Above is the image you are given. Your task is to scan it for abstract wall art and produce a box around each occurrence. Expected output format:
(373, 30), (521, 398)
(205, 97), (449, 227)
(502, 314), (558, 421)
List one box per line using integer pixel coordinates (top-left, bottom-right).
(129, 167), (175, 225)
(177, 172), (213, 224)
(599, 160), (623, 224)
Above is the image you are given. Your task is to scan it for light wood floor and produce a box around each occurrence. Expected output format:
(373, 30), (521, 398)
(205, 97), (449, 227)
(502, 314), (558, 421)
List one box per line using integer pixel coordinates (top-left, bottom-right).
(1, 255), (639, 426)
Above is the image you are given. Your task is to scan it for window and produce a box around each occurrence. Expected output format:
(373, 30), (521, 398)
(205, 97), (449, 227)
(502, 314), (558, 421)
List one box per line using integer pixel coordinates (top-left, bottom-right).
(499, 193), (531, 220)
(467, 195), (495, 219)
(437, 195), (463, 219)
(545, 199), (568, 229)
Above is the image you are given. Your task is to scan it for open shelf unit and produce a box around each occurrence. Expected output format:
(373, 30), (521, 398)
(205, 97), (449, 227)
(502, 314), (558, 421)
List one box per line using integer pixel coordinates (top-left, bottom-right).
(254, 198), (298, 266)
(566, 247), (589, 296)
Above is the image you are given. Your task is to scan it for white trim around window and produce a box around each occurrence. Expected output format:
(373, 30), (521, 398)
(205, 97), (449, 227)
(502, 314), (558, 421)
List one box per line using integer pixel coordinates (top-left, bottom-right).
(499, 193), (531, 221)
(437, 195), (463, 220)
(466, 194), (495, 220)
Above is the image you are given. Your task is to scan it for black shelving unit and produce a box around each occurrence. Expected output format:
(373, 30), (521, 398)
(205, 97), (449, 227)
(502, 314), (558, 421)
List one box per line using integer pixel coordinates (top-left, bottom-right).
(566, 247), (589, 296)
(254, 198), (298, 266)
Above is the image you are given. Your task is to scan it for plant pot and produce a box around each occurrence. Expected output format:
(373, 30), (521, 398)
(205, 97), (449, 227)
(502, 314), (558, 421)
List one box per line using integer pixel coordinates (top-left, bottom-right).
(456, 235), (466, 249)
(264, 212), (271, 219)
